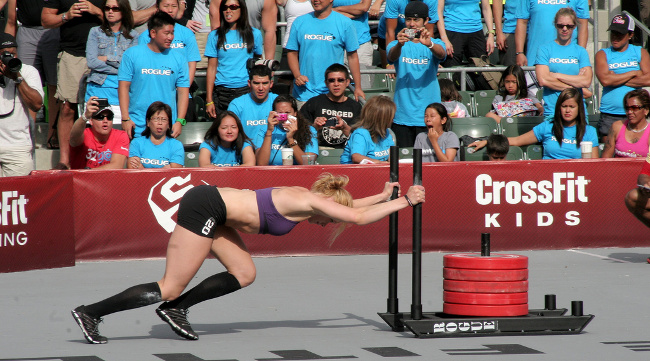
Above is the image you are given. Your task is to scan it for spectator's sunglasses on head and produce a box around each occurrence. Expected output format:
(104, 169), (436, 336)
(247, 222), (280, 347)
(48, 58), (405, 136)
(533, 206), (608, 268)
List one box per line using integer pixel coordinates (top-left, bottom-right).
(222, 4), (240, 10)
(93, 113), (114, 121)
(327, 77), (347, 83)
(555, 23), (575, 30)
(104, 5), (121, 12)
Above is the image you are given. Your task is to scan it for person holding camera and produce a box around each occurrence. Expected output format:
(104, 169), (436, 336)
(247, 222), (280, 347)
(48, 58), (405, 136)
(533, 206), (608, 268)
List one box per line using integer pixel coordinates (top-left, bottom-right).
(69, 96), (130, 169)
(386, 0), (445, 147)
(300, 63), (361, 148)
(0, 33), (43, 177)
(205, 0), (264, 115)
(254, 95), (318, 165)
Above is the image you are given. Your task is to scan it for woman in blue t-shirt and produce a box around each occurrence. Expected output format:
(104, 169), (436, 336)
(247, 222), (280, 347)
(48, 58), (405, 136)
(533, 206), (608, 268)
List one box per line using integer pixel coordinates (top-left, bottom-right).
(340, 95), (396, 164)
(535, 7), (592, 118)
(85, 0), (139, 114)
(469, 88), (599, 159)
(205, 0), (263, 115)
(198, 111), (256, 167)
(255, 95), (319, 165)
(128, 102), (185, 168)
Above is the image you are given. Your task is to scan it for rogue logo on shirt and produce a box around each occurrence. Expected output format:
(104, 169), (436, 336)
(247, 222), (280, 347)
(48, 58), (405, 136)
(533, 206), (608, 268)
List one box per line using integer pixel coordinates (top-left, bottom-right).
(550, 136), (577, 145)
(223, 43), (248, 50)
(401, 56), (429, 65)
(609, 61), (638, 69)
(537, 0), (566, 4)
(246, 119), (267, 126)
(141, 68), (173, 76)
(375, 149), (389, 157)
(141, 158), (170, 166)
(549, 58), (578, 64)
(170, 43), (186, 49)
(304, 34), (334, 41)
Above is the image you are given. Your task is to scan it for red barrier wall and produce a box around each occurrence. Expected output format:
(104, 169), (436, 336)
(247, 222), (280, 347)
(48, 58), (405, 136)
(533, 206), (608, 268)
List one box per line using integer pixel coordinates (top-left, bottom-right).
(0, 172), (75, 272)
(29, 157), (649, 262)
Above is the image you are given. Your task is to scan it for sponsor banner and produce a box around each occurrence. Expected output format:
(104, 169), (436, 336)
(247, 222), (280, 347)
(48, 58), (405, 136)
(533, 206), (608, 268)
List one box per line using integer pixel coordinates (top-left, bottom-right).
(0, 172), (74, 273)
(28, 158), (649, 261)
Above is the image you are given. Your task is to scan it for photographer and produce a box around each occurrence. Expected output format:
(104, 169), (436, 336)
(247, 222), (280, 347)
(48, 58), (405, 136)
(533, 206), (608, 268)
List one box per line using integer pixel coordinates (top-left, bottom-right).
(0, 33), (43, 177)
(300, 63), (361, 148)
(386, 0), (445, 147)
(69, 96), (129, 169)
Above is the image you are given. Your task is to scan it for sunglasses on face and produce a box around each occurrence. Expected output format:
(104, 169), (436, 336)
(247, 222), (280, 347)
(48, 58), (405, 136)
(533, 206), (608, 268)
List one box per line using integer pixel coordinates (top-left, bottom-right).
(93, 114), (114, 121)
(625, 105), (645, 111)
(327, 78), (346, 83)
(222, 4), (240, 10)
(555, 23), (576, 30)
(103, 6), (121, 12)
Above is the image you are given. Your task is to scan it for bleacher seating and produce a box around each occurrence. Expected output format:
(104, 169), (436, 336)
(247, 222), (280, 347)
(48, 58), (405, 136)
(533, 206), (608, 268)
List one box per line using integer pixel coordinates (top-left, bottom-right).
(461, 145), (524, 161)
(457, 90), (474, 116)
(318, 148), (343, 164)
(176, 122), (210, 151)
(506, 145), (525, 160)
(399, 147), (414, 159)
(526, 144), (544, 160)
(185, 151), (200, 167)
(500, 116), (545, 137)
(474, 89), (497, 117)
(450, 116), (499, 139)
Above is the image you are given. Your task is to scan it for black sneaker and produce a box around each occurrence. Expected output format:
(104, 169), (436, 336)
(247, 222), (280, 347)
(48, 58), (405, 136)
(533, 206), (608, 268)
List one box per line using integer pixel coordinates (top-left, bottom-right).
(156, 307), (199, 340)
(71, 306), (108, 344)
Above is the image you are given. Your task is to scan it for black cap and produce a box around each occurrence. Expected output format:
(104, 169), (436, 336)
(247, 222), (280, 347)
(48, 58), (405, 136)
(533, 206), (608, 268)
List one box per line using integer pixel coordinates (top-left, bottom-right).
(608, 14), (635, 34)
(0, 33), (17, 49)
(404, 1), (429, 19)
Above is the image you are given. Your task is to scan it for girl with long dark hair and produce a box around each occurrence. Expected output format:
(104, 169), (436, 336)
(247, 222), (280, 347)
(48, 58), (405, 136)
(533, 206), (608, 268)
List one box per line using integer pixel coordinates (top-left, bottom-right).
(199, 111), (256, 166)
(205, 0), (263, 114)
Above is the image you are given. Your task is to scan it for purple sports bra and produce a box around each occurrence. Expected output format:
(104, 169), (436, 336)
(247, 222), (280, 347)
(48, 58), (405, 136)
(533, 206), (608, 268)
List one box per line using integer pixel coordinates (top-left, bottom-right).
(615, 120), (650, 158)
(255, 188), (299, 236)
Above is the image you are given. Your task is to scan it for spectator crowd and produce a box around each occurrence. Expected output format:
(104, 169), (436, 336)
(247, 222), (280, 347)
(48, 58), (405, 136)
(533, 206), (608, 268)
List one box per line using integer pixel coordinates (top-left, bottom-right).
(0, 0), (650, 175)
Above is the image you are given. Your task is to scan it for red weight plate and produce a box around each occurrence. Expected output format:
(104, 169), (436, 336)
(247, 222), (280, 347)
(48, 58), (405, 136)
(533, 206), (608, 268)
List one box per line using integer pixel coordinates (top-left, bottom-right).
(443, 279), (529, 293)
(443, 267), (528, 282)
(443, 302), (529, 317)
(443, 291), (528, 305)
(443, 253), (528, 270)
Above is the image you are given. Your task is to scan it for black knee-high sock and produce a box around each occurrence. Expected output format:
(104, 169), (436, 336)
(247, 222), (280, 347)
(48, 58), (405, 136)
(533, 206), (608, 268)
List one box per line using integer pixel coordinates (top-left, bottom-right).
(83, 282), (162, 318)
(161, 272), (241, 310)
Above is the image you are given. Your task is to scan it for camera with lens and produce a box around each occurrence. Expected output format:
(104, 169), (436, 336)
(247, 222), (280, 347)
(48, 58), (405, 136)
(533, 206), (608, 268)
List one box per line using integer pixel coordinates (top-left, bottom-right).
(246, 58), (280, 71)
(0, 51), (21, 73)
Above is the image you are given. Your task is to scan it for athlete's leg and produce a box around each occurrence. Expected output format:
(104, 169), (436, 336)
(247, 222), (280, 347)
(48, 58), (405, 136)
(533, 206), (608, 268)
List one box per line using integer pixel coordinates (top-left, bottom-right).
(158, 225), (214, 300)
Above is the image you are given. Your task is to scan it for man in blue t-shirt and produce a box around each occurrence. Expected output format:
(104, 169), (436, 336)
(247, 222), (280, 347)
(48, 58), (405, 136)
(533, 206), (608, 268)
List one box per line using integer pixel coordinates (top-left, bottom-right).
(515, 0), (589, 67)
(286, 0), (365, 103)
(227, 65), (279, 139)
(387, 1), (446, 147)
(118, 12), (190, 139)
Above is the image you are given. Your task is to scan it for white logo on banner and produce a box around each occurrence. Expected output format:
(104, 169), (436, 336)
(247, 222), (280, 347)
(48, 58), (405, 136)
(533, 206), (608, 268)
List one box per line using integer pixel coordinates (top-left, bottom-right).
(148, 174), (207, 233)
(0, 190), (29, 247)
(475, 172), (590, 228)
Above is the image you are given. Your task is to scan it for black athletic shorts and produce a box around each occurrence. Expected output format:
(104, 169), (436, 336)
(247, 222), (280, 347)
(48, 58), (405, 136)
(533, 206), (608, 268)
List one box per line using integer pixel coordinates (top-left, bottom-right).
(177, 185), (227, 238)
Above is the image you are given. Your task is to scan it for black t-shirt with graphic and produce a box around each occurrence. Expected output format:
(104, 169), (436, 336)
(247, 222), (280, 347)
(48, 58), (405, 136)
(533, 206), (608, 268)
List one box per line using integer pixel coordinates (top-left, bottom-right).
(300, 94), (362, 148)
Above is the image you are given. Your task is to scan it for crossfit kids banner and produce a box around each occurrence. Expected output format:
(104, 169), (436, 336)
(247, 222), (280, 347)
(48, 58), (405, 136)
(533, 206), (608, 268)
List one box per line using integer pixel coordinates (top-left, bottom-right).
(29, 157), (649, 262)
(0, 172), (74, 272)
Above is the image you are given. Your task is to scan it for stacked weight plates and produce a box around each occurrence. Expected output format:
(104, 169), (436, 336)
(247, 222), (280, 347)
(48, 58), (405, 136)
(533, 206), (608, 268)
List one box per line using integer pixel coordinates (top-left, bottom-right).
(442, 253), (529, 316)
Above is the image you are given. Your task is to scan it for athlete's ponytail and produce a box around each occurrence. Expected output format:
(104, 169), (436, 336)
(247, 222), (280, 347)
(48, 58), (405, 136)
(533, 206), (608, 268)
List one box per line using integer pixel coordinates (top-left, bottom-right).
(311, 173), (354, 245)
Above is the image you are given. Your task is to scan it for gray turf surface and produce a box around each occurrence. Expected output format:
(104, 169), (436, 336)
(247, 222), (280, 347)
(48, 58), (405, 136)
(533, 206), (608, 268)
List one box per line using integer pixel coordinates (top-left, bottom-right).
(2, 248), (650, 361)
